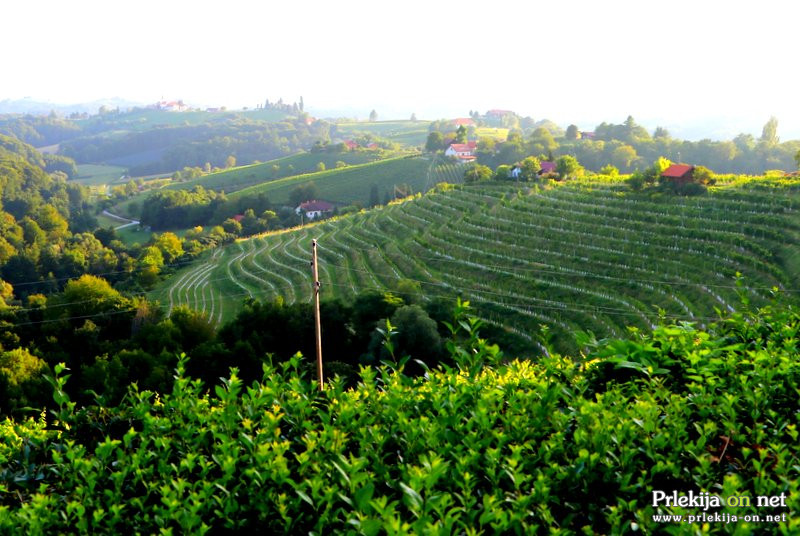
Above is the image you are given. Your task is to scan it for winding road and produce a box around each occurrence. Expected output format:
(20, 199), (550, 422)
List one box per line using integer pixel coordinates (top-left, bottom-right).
(101, 209), (140, 230)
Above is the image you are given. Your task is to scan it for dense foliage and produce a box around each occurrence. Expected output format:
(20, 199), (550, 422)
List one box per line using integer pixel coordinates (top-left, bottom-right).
(433, 114), (800, 175)
(0, 301), (797, 533)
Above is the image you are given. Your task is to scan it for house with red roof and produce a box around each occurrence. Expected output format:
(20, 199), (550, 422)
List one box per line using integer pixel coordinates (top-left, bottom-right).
(231, 214), (244, 223)
(445, 141), (478, 163)
(343, 140), (359, 151)
(156, 100), (188, 112)
(538, 161), (557, 175)
(296, 200), (334, 220)
(661, 164), (695, 183)
(450, 118), (476, 127)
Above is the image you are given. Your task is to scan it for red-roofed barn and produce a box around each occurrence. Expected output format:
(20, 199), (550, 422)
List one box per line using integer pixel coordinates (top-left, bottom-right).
(661, 164), (695, 183)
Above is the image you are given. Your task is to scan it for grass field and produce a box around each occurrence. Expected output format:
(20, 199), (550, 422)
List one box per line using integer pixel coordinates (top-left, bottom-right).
(153, 177), (800, 354)
(226, 154), (462, 206)
(73, 164), (127, 186)
(474, 127), (509, 140)
(335, 120), (431, 147)
(164, 151), (380, 193)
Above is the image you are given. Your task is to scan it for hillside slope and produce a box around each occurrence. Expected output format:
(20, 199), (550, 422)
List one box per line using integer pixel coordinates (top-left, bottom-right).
(153, 177), (800, 353)
(226, 154), (461, 205)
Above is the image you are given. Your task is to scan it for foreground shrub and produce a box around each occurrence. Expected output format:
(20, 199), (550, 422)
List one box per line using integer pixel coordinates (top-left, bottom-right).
(0, 303), (799, 533)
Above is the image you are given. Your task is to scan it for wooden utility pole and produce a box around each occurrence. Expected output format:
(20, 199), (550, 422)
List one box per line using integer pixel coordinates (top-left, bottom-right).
(311, 239), (324, 391)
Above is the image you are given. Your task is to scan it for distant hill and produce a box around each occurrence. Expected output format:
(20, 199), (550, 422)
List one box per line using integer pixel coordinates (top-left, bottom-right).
(0, 97), (142, 115)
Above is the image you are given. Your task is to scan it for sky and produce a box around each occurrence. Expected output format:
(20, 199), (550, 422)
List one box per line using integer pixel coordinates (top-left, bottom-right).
(4, 0), (800, 139)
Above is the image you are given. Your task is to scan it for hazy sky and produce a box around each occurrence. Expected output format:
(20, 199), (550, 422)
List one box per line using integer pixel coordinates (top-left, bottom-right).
(5, 0), (800, 139)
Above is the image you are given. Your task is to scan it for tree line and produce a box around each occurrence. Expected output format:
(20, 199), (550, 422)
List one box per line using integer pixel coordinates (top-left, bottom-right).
(428, 114), (800, 174)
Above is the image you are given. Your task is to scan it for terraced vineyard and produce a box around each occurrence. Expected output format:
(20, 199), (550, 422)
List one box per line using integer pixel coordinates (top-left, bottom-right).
(153, 178), (800, 353)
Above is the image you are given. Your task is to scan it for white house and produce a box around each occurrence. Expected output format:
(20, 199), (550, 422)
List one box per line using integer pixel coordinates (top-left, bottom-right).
(296, 200), (334, 220)
(444, 141), (478, 163)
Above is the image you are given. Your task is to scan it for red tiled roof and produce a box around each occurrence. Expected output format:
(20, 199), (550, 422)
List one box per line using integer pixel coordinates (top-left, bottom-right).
(451, 118), (476, 126)
(232, 214), (244, 222)
(449, 143), (475, 152)
(661, 164), (693, 178)
(299, 200), (334, 211)
(343, 140), (358, 150)
(540, 161), (556, 173)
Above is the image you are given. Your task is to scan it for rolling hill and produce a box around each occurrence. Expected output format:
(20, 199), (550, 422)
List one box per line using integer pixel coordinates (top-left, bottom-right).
(152, 176), (800, 354)
(226, 154), (462, 205)
(163, 151), (380, 193)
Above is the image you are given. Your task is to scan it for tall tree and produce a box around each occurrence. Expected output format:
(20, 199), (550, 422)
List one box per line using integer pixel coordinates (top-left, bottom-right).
(369, 184), (380, 207)
(555, 155), (583, 179)
(565, 124), (580, 140)
(760, 116), (779, 146)
(454, 125), (468, 144)
(369, 110), (378, 122)
(425, 132), (445, 152)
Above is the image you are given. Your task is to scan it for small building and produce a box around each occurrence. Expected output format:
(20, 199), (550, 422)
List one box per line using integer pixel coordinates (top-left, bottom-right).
(343, 140), (359, 151)
(156, 100), (188, 112)
(539, 161), (557, 175)
(445, 141), (478, 163)
(450, 118), (476, 127)
(580, 131), (596, 140)
(231, 214), (244, 223)
(661, 164), (695, 183)
(296, 200), (334, 220)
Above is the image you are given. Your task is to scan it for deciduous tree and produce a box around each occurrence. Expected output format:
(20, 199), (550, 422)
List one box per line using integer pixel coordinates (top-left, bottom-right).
(425, 132), (445, 152)
(555, 155), (583, 179)
(463, 163), (493, 183)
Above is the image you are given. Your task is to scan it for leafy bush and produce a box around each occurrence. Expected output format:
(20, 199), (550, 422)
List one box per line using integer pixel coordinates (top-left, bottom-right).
(0, 302), (798, 533)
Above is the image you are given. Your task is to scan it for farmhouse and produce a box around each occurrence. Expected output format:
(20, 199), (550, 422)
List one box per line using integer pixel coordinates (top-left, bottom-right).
(296, 200), (334, 220)
(450, 118), (476, 127)
(156, 100), (188, 112)
(661, 164), (695, 183)
(445, 141), (478, 163)
(343, 140), (359, 151)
